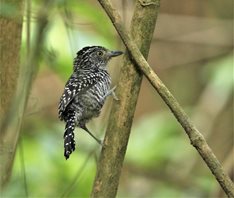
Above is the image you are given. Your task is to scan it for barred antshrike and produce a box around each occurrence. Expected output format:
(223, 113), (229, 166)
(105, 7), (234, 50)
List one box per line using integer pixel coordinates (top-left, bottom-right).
(58, 46), (123, 159)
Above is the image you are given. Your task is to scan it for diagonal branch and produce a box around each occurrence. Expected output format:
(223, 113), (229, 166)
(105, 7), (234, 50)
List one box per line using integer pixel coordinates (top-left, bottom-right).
(95, 0), (234, 197)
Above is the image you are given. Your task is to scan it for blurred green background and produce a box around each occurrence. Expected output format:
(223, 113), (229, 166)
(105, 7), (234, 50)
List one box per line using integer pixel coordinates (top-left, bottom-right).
(1, 0), (233, 197)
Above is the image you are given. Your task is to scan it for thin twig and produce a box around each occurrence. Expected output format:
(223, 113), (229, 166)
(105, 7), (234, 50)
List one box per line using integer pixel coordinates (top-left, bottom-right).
(61, 148), (97, 198)
(19, 138), (28, 197)
(26, 0), (31, 56)
(96, 0), (234, 197)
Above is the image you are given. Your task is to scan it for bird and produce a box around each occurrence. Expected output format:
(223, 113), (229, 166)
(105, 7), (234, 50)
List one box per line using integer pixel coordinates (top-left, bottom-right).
(58, 46), (123, 159)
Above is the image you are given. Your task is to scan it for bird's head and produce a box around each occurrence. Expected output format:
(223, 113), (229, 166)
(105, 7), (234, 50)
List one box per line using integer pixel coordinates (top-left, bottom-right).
(74, 46), (123, 71)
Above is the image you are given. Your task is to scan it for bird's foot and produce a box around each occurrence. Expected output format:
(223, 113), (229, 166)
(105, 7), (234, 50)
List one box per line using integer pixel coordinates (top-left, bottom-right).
(110, 86), (119, 100)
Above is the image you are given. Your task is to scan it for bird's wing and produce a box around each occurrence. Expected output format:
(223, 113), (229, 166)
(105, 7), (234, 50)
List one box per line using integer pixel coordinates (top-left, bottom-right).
(58, 71), (106, 120)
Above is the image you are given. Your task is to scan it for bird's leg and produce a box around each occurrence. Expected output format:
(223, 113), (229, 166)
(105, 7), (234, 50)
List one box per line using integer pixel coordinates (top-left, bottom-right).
(80, 124), (103, 146)
(103, 85), (119, 100)
(109, 85), (119, 100)
(111, 86), (119, 100)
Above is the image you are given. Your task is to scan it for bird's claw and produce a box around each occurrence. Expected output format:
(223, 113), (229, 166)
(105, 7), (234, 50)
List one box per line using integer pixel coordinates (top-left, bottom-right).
(110, 86), (119, 100)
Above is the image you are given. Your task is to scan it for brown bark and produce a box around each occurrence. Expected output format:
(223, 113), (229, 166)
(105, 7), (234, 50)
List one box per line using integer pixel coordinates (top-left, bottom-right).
(0, 0), (23, 132)
(0, 0), (24, 187)
(91, 1), (161, 197)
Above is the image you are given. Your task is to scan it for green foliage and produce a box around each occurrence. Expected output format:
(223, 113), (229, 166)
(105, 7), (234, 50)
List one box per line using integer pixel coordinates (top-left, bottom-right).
(202, 54), (233, 95)
(3, 127), (97, 197)
(126, 112), (185, 168)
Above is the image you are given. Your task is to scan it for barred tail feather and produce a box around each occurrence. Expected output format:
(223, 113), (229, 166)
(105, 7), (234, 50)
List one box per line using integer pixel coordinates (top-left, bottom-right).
(64, 114), (76, 159)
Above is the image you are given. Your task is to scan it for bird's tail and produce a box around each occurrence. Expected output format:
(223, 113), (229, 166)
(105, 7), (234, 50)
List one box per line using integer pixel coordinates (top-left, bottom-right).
(64, 113), (76, 160)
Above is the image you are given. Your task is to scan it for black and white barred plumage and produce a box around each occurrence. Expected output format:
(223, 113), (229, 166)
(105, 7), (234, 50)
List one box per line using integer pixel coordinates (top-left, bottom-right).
(58, 46), (123, 159)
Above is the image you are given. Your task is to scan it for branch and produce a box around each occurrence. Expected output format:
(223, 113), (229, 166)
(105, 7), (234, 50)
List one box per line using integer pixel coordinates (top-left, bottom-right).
(95, 0), (234, 197)
(91, 0), (160, 197)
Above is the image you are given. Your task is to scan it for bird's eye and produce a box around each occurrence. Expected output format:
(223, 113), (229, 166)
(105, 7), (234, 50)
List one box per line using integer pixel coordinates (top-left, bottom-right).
(97, 51), (103, 56)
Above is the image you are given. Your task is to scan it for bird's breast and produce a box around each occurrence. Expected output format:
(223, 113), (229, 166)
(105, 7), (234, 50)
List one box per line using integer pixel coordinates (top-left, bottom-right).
(73, 76), (111, 114)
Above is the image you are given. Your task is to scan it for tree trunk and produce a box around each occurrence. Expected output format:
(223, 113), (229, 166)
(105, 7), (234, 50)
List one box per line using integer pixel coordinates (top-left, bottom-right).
(91, 1), (161, 197)
(0, 0), (24, 187)
(0, 0), (52, 188)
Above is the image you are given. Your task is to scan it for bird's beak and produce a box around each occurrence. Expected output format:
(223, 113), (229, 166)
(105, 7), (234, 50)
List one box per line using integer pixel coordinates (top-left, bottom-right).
(108, 50), (123, 57)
